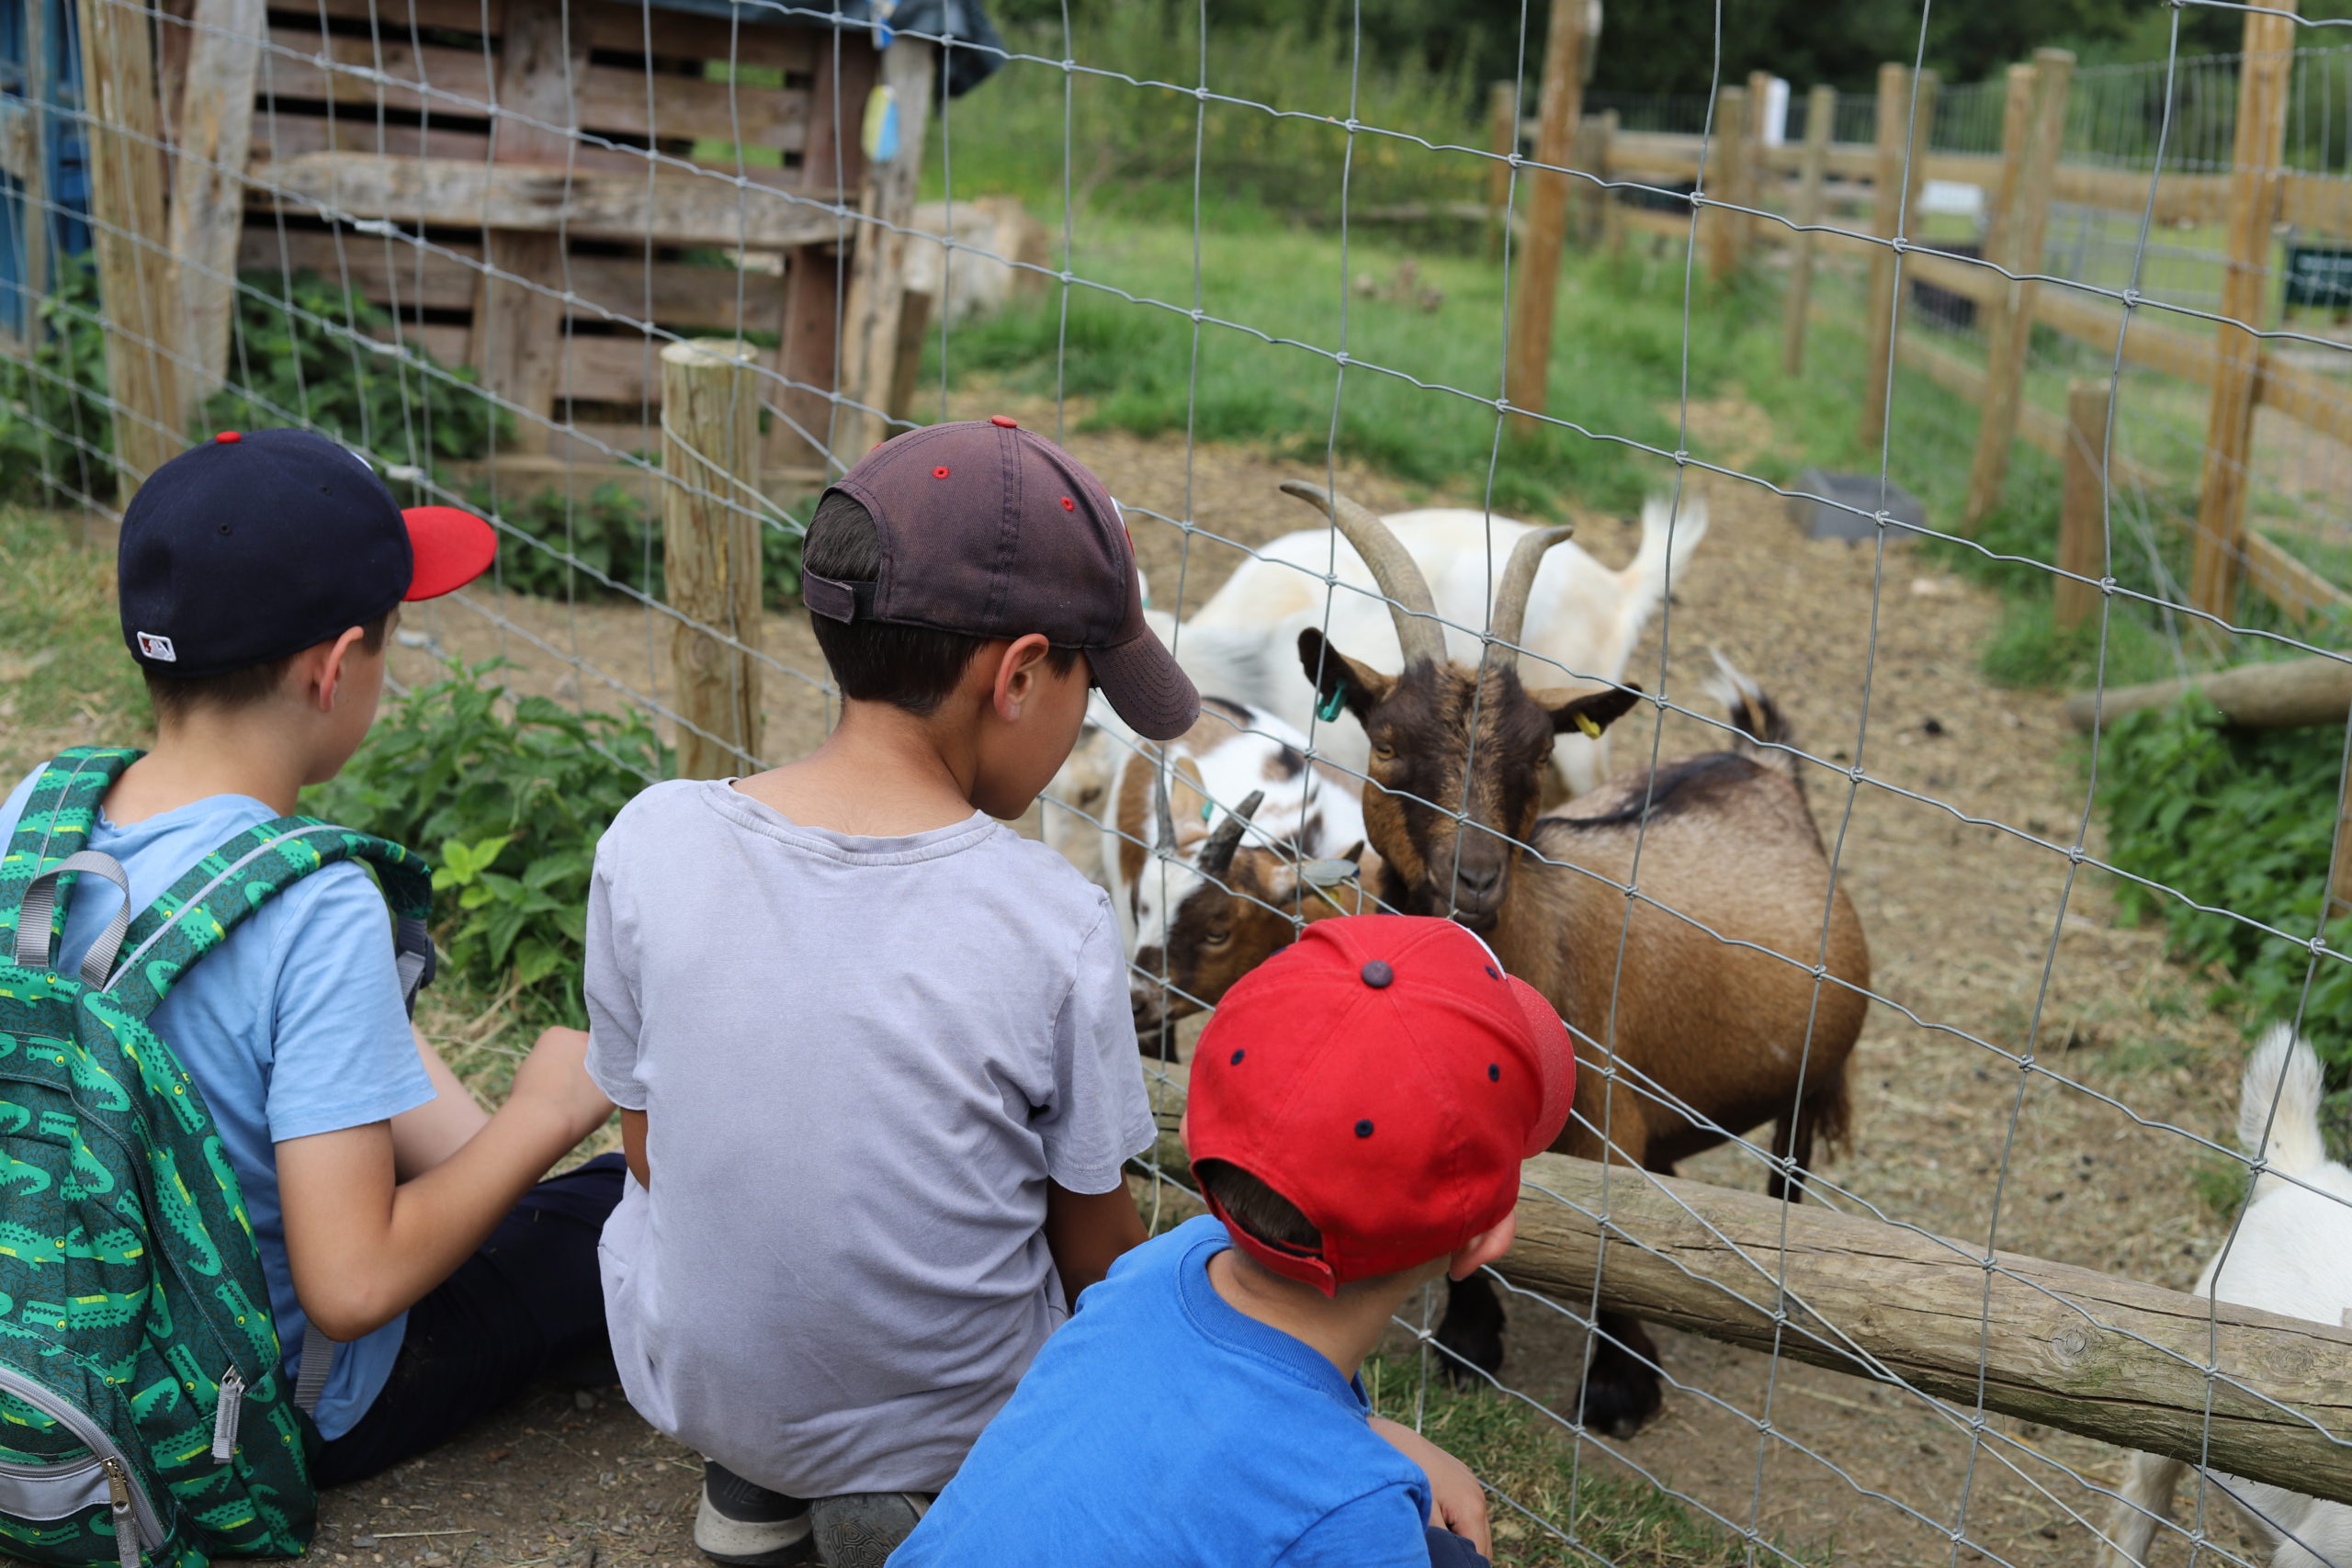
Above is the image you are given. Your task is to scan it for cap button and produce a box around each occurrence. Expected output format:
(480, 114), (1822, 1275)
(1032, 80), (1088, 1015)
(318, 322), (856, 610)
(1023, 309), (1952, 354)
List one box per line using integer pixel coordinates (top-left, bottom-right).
(213, 430), (241, 444)
(1360, 960), (1393, 988)
(989, 414), (1019, 428)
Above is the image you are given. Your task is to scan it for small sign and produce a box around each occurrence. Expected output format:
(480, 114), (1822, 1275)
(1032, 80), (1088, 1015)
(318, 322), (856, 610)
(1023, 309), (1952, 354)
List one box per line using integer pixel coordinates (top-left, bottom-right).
(2286, 244), (2352, 309)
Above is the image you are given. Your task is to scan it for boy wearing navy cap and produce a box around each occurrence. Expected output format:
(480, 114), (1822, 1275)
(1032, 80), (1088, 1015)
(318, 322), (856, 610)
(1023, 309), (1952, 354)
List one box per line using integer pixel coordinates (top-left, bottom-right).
(0, 430), (621, 1483)
(893, 914), (1579, 1568)
(584, 418), (1198, 1567)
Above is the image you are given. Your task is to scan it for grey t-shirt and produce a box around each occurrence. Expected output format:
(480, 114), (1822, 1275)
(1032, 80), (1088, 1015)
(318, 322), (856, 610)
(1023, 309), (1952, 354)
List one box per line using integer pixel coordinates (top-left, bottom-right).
(584, 779), (1156, 1497)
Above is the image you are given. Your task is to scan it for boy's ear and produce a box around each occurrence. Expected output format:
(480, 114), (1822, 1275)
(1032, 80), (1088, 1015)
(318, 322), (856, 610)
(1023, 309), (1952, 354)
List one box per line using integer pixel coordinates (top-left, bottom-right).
(1448, 1210), (1518, 1282)
(989, 632), (1059, 717)
(1532, 681), (1641, 739)
(1296, 628), (1393, 726)
(311, 624), (376, 712)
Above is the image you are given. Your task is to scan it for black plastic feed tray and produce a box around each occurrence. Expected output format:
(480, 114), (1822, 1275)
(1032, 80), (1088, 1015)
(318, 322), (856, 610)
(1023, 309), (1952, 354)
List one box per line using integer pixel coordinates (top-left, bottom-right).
(1787, 469), (1928, 543)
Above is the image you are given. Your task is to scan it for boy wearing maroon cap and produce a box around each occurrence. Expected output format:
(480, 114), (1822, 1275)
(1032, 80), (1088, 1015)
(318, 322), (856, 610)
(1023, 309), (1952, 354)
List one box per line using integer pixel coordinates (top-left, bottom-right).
(0, 429), (622, 1482)
(583, 420), (1199, 1567)
(893, 914), (1577, 1568)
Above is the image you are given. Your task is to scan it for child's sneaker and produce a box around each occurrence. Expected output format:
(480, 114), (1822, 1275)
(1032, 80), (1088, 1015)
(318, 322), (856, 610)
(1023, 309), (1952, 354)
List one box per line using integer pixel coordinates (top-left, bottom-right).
(695, 1462), (813, 1567)
(809, 1494), (932, 1568)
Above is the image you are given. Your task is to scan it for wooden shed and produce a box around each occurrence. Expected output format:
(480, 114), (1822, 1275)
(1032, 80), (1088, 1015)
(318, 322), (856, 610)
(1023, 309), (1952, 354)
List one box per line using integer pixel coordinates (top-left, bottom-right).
(141, 0), (933, 492)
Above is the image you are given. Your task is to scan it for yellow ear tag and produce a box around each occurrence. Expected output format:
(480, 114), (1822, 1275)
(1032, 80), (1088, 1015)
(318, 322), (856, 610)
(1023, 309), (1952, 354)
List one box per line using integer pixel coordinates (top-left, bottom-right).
(1574, 711), (1603, 739)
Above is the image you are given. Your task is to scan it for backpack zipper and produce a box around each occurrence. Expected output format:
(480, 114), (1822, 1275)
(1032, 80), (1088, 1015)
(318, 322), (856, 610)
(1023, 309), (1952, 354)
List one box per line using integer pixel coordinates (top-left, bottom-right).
(0, 1365), (165, 1554)
(210, 1369), (243, 1463)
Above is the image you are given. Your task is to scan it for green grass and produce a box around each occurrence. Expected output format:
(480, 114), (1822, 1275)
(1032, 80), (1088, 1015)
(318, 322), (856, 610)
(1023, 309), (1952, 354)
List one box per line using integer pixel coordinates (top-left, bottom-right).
(0, 506), (149, 777)
(1363, 1355), (1827, 1568)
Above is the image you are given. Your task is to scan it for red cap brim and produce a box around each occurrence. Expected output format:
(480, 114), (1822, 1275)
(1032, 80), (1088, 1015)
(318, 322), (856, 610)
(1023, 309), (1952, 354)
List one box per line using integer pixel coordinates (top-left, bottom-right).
(1506, 976), (1577, 1158)
(402, 506), (497, 600)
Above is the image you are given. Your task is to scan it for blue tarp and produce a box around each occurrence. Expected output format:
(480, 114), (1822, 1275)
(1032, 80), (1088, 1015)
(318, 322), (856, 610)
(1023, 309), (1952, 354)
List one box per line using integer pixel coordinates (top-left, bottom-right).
(0, 0), (90, 338)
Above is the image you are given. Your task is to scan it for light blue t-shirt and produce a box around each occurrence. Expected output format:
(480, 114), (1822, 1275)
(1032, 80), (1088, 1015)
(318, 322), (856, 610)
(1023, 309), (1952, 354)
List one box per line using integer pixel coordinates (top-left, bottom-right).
(0, 768), (435, 1438)
(893, 1215), (1434, 1568)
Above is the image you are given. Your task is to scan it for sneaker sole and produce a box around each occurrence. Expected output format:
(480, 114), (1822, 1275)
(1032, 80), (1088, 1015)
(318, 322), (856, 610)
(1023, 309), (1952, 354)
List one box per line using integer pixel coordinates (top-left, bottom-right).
(809, 1494), (930, 1568)
(694, 1493), (814, 1568)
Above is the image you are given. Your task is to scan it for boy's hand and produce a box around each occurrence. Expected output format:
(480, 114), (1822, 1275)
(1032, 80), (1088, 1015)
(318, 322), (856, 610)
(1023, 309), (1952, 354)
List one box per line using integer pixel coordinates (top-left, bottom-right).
(510, 1027), (615, 1146)
(1368, 1416), (1491, 1557)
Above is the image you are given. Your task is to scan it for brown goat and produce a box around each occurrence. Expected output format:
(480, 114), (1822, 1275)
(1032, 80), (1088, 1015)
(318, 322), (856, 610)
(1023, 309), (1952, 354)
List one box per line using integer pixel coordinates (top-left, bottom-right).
(1283, 479), (1871, 1437)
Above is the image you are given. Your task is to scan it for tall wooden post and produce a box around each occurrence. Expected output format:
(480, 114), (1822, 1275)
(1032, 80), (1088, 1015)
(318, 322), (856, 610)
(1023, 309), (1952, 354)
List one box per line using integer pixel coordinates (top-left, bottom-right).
(1702, 85), (1747, 285)
(167, 0), (264, 400)
(2193, 3), (2299, 627)
(1570, 112), (1610, 245)
(76, 0), (184, 486)
(1502, 0), (1587, 439)
(1741, 69), (1772, 261)
(1597, 109), (1623, 254)
(1980, 63), (2036, 286)
(663, 339), (766, 779)
(1486, 80), (1518, 260)
(1860, 64), (1938, 451)
(1781, 85), (1836, 376)
(469, 0), (589, 457)
(831, 39), (936, 468)
(770, 41), (873, 474)
(1963, 50), (2075, 532)
(22, 0), (50, 352)
(2053, 379), (2112, 633)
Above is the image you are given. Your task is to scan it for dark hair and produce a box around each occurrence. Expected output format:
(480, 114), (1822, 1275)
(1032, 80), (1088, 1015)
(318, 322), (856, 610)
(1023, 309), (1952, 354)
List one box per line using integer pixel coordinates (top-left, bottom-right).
(803, 490), (1080, 716)
(1194, 1159), (1322, 1253)
(142, 612), (392, 719)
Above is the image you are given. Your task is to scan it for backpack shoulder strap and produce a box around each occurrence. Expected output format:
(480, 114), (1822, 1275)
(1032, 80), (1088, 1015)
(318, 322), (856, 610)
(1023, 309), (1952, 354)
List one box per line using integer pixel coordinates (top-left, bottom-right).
(103, 816), (436, 1021)
(0, 746), (142, 961)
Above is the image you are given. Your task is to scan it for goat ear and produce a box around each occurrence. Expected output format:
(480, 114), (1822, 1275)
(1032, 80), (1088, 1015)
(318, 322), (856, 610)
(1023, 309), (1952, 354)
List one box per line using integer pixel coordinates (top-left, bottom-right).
(1533, 681), (1643, 739)
(1297, 628), (1394, 725)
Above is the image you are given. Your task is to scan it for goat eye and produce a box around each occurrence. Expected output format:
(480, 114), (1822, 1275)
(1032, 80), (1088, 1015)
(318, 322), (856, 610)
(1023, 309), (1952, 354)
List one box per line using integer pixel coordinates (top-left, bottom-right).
(1370, 739), (1396, 762)
(1203, 929), (1230, 946)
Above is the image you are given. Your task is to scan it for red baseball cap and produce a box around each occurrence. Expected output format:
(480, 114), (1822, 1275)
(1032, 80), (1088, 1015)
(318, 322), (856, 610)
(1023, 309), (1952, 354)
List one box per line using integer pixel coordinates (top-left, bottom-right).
(808, 417), (1198, 740)
(1184, 915), (1576, 1295)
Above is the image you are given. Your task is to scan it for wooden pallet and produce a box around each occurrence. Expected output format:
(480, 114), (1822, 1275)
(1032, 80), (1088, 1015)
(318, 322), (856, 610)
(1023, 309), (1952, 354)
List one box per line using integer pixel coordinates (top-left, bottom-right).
(155, 0), (926, 484)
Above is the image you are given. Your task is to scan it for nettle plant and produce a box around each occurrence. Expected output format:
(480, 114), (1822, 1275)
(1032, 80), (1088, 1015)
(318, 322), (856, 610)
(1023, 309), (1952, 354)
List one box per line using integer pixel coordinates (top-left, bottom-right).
(311, 659), (668, 1024)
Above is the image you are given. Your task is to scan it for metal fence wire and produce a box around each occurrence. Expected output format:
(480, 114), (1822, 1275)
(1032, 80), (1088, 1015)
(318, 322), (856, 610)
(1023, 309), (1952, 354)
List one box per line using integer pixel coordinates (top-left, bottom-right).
(4, 0), (2352, 1564)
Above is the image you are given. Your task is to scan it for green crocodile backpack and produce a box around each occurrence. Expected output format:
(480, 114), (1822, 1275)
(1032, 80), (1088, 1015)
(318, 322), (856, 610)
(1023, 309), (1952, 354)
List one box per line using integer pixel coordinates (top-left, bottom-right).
(0, 748), (436, 1568)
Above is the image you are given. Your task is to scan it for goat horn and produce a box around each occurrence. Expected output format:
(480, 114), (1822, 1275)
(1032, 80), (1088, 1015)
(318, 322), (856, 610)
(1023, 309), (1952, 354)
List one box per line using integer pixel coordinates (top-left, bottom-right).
(1152, 757), (1178, 855)
(1279, 480), (1446, 669)
(1483, 524), (1576, 676)
(1197, 790), (1264, 881)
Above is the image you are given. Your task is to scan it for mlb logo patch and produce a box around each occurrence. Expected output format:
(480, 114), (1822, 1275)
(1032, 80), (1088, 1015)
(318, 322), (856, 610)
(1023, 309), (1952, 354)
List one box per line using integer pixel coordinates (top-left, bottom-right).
(136, 632), (177, 662)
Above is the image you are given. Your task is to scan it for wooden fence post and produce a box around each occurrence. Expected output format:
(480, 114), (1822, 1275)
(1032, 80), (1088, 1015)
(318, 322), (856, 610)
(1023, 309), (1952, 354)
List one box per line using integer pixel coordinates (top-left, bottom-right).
(1502, 1154), (2352, 1506)
(1503, 0), (1588, 439)
(1860, 64), (1937, 450)
(22, 0), (50, 352)
(1741, 69), (1772, 261)
(1781, 85), (1836, 376)
(1597, 109), (1623, 254)
(663, 338), (766, 780)
(2193, 2), (2299, 627)
(1702, 85), (1747, 285)
(2331, 749), (2352, 922)
(167, 0), (263, 400)
(76, 0), (184, 486)
(2053, 379), (2112, 632)
(1486, 80), (1517, 260)
(1963, 50), (2075, 532)
(1980, 62), (2036, 287)
(1571, 112), (1610, 245)
(831, 39), (936, 468)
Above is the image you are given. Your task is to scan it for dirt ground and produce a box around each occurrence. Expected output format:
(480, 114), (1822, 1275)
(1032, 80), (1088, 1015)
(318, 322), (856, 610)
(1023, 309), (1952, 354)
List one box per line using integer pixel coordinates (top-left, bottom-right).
(347, 384), (2281, 1568)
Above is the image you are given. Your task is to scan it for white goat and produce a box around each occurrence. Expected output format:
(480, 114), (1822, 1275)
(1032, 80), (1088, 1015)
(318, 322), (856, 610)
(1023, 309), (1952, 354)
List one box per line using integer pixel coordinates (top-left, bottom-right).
(2103, 1026), (2352, 1568)
(1159, 493), (1705, 796)
(1042, 695), (1366, 1035)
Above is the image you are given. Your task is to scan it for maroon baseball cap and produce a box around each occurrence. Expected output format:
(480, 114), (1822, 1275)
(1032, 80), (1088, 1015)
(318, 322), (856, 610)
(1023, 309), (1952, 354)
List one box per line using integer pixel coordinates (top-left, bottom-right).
(807, 417), (1198, 739)
(1184, 916), (1576, 1296)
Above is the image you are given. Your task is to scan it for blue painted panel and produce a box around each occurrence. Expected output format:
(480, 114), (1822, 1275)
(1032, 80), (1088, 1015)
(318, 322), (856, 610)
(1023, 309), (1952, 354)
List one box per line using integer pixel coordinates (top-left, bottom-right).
(0, 0), (90, 339)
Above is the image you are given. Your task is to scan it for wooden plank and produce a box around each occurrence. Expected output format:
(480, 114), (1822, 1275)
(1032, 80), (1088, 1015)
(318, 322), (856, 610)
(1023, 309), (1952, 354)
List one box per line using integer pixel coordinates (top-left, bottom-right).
(1485, 80), (1515, 259)
(829, 39), (935, 465)
(1860, 64), (1935, 450)
(288, 0), (821, 71)
(2193, 4), (2297, 627)
(2064, 653), (2352, 731)
(251, 152), (849, 248)
(1964, 50), (2073, 532)
(20, 0), (49, 350)
(2053, 379), (2111, 630)
(1780, 85), (1835, 376)
(662, 338), (765, 778)
(1570, 110), (1610, 246)
(2246, 531), (2352, 628)
(171, 0), (267, 398)
(1501, 0), (1587, 438)
(257, 27), (813, 151)
(1502, 1154), (2352, 1506)
(1979, 64), (2035, 321)
(78, 0), (187, 484)
(1740, 69), (1770, 259)
(888, 287), (933, 424)
(254, 111), (500, 167)
(772, 243), (843, 468)
(1702, 85), (1744, 283)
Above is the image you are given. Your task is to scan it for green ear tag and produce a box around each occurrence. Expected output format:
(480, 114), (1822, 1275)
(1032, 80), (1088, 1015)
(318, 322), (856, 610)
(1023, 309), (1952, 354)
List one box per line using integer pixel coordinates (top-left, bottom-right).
(1574, 711), (1603, 740)
(1316, 680), (1349, 724)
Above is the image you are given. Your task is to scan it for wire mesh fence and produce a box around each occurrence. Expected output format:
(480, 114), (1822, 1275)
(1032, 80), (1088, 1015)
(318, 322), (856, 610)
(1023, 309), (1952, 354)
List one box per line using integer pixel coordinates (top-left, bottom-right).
(4, 1), (2352, 1566)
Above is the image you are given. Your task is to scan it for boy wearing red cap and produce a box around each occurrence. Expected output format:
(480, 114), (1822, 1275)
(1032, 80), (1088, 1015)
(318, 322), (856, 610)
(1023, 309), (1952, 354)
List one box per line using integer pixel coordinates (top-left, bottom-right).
(891, 914), (1577, 1567)
(0, 430), (621, 1482)
(583, 419), (1199, 1566)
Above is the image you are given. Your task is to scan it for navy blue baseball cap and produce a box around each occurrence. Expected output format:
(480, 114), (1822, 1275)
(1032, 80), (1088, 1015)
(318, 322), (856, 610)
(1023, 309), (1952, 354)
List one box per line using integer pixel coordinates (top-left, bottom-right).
(119, 428), (497, 678)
